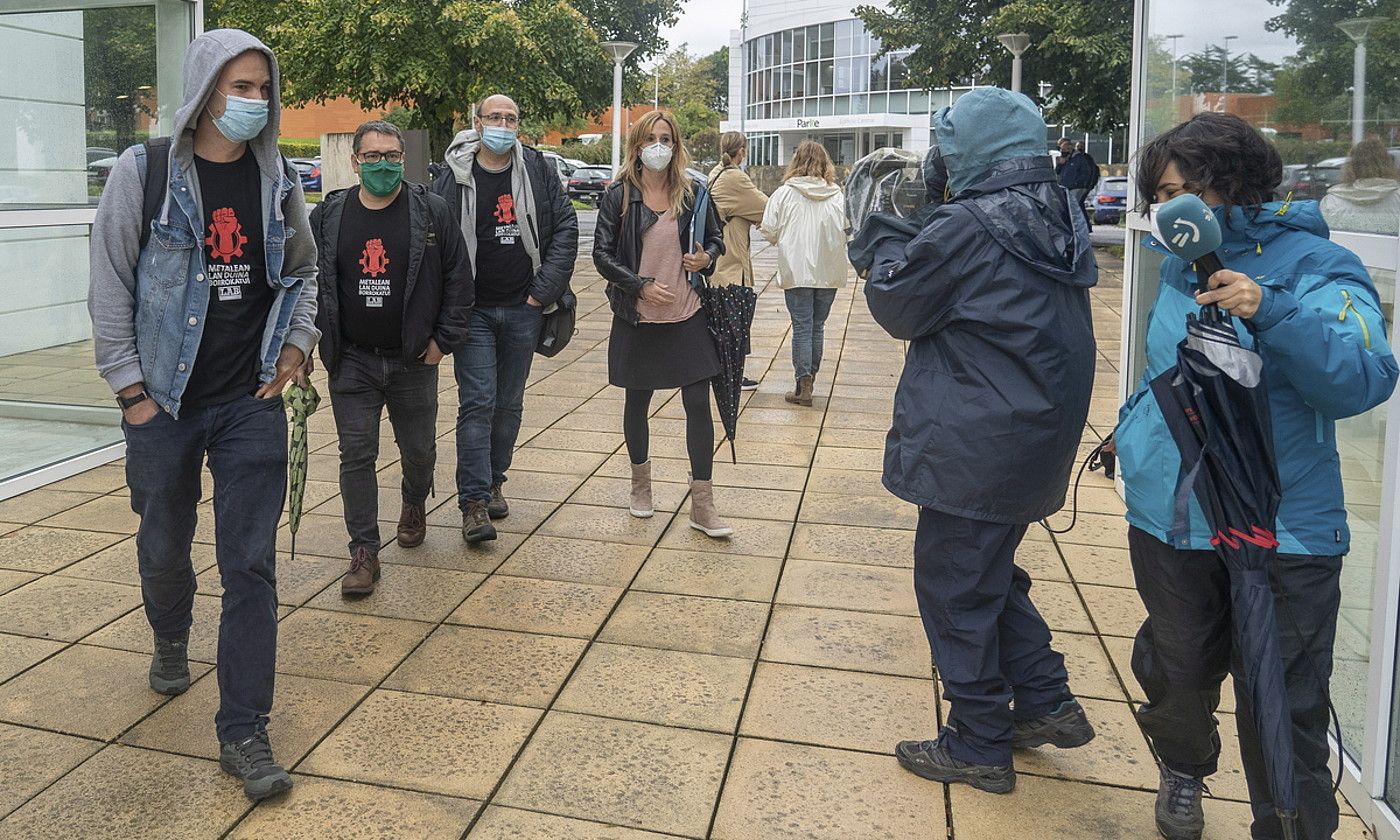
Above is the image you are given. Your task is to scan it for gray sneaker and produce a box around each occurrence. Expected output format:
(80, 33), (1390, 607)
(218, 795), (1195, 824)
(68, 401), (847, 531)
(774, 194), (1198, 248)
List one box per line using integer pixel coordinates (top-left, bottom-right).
(1012, 698), (1096, 749)
(1155, 763), (1207, 840)
(219, 732), (293, 801)
(487, 483), (509, 520)
(462, 499), (497, 543)
(149, 633), (190, 696)
(895, 731), (1015, 794)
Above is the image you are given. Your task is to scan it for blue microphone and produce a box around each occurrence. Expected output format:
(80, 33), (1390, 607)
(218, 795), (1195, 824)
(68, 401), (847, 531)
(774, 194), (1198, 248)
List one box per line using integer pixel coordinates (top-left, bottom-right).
(1151, 193), (1225, 294)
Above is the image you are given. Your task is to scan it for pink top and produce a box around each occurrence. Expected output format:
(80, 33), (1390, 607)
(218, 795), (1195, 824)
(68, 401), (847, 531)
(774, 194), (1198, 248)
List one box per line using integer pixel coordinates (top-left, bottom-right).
(635, 211), (701, 324)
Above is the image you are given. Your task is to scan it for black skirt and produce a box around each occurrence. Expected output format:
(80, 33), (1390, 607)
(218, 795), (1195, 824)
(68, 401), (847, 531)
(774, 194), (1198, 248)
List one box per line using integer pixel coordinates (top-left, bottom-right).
(609, 310), (721, 390)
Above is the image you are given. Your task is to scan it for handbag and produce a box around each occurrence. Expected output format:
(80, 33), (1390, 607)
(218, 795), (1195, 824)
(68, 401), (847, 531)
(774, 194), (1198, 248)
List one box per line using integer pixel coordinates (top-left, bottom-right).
(535, 290), (576, 357)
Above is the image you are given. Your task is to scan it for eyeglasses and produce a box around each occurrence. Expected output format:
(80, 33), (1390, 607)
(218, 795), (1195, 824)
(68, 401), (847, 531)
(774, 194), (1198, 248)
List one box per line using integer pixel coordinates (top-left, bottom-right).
(479, 112), (520, 127)
(355, 151), (404, 164)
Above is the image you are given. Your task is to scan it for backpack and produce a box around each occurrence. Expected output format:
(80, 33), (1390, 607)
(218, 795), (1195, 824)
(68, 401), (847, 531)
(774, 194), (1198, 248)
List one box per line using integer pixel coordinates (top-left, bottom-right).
(136, 137), (297, 249)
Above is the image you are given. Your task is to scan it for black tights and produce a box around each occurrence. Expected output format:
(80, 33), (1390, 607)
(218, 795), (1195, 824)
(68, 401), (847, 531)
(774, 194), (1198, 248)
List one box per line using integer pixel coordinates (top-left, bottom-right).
(624, 382), (714, 481)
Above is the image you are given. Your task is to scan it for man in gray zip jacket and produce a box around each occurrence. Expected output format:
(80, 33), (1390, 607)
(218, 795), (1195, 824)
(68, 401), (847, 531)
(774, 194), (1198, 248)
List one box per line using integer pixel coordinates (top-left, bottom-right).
(87, 28), (317, 802)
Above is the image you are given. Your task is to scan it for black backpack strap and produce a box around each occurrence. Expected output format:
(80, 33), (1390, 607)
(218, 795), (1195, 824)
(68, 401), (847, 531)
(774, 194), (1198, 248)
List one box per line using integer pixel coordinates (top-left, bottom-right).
(138, 137), (172, 250)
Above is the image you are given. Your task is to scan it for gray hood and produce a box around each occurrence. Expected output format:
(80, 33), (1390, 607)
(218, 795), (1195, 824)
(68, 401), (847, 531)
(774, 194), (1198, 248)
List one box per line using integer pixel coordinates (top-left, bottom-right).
(445, 128), (483, 184)
(787, 176), (842, 201)
(1327, 178), (1400, 205)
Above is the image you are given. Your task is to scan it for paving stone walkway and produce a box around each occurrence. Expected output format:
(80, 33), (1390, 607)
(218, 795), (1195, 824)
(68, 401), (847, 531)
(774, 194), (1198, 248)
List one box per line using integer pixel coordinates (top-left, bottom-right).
(0, 242), (1374, 838)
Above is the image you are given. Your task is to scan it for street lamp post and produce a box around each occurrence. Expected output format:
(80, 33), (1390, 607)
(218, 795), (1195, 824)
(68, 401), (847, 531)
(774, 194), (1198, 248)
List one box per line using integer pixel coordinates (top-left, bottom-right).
(1221, 34), (1238, 94)
(1165, 34), (1183, 104)
(996, 33), (1032, 93)
(1338, 17), (1384, 145)
(600, 41), (639, 177)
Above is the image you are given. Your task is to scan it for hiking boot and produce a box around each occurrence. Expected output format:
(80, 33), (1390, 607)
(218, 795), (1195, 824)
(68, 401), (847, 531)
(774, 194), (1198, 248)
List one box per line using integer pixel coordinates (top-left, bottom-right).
(895, 732), (1016, 794)
(341, 547), (380, 598)
(219, 732), (293, 802)
(487, 483), (509, 520)
(785, 375), (814, 407)
(149, 633), (190, 696)
(396, 501), (426, 548)
(1154, 763), (1207, 840)
(688, 478), (733, 538)
(741, 377), (760, 391)
(462, 500), (497, 543)
(1012, 698), (1096, 749)
(629, 461), (654, 519)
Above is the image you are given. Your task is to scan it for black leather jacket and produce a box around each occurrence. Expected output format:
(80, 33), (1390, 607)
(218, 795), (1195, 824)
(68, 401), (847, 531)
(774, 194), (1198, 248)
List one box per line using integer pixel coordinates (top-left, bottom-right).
(592, 179), (725, 325)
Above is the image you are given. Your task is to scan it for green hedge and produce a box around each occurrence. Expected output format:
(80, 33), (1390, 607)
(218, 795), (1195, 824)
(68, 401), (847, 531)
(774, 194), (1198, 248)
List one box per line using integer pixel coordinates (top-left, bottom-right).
(278, 140), (320, 158)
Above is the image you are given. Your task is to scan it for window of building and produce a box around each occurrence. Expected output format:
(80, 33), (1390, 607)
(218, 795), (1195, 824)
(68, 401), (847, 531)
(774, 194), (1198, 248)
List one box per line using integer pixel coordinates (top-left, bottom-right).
(819, 23), (834, 59)
(835, 19), (852, 58)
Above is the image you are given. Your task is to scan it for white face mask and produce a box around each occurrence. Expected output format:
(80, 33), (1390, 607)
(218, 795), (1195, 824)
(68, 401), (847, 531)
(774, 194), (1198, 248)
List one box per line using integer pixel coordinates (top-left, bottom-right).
(640, 142), (673, 172)
(1147, 203), (1165, 241)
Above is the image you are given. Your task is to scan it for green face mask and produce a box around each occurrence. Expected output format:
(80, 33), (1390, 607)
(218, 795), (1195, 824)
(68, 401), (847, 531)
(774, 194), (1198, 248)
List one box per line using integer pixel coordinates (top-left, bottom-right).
(359, 160), (404, 197)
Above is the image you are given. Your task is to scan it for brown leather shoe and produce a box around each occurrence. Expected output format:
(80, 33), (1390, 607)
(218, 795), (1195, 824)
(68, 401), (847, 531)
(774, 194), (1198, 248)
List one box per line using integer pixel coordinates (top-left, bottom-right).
(341, 547), (380, 597)
(396, 501), (426, 548)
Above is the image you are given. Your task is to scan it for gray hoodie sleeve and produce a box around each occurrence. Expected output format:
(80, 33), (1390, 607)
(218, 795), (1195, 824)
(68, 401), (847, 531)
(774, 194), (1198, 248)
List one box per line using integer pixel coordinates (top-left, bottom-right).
(88, 147), (146, 394)
(280, 170), (320, 357)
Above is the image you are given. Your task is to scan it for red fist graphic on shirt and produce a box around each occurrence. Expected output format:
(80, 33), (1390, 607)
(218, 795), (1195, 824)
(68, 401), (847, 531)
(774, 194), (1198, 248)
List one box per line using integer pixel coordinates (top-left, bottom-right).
(204, 207), (248, 263)
(494, 194), (516, 224)
(359, 239), (390, 277)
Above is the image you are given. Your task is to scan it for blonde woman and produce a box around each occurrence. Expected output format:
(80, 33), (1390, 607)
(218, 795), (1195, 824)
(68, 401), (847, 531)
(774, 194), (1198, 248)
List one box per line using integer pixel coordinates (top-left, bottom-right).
(760, 140), (849, 406)
(708, 132), (769, 389)
(592, 110), (731, 537)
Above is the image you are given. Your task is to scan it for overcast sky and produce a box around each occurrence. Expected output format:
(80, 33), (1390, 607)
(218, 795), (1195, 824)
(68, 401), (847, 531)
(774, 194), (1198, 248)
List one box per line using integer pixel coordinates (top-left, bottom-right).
(657, 0), (744, 63)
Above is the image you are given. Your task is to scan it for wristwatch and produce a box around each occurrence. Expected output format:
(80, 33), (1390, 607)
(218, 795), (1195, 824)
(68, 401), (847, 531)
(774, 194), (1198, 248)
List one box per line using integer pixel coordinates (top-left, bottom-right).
(116, 390), (150, 411)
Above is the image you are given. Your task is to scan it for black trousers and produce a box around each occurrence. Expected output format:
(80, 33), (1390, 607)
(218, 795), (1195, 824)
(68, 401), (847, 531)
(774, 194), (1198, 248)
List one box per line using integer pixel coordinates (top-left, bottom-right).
(1128, 527), (1342, 840)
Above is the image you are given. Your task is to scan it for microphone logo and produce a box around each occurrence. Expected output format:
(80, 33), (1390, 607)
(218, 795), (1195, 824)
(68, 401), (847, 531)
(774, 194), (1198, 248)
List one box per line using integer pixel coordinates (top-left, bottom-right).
(1169, 218), (1201, 249)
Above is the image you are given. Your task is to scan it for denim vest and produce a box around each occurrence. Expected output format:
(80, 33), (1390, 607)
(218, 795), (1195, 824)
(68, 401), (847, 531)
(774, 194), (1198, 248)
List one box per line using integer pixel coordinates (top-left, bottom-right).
(133, 144), (302, 417)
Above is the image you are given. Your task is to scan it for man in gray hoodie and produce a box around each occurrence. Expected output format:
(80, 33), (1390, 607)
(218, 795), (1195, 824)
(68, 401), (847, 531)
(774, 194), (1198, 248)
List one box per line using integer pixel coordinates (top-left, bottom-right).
(88, 29), (317, 801)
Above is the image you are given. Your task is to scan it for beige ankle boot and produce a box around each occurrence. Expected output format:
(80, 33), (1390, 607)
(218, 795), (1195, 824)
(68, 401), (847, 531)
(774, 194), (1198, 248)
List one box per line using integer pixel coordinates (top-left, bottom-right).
(785, 375), (814, 407)
(688, 479), (734, 538)
(629, 461), (654, 518)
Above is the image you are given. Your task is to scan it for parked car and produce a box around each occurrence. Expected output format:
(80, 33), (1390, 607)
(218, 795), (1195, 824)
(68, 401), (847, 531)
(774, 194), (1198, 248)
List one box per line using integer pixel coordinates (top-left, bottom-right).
(567, 166), (613, 205)
(563, 157), (587, 173)
(289, 157), (321, 193)
(86, 146), (117, 166)
(1086, 176), (1128, 224)
(541, 151), (572, 191)
(87, 155), (118, 189)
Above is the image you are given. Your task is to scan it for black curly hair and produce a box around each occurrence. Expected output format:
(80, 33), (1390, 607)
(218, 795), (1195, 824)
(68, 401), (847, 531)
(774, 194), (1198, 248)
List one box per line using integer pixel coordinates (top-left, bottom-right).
(1133, 112), (1282, 218)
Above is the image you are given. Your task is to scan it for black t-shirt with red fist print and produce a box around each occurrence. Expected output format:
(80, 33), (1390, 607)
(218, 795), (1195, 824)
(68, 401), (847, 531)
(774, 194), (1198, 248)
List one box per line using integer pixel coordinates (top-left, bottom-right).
(335, 189), (410, 351)
(183, 149), (274, 409)
(472, 161), (533, 306)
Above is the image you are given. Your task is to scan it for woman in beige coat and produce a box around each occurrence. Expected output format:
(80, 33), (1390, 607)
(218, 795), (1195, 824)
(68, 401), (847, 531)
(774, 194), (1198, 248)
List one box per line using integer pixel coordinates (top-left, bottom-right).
(708, 132), (769, 389)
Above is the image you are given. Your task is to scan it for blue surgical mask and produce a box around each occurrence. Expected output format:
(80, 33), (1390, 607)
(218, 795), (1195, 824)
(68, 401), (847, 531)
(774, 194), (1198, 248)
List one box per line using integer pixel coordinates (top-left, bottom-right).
(211, 92), (269, 143)
(481, 126), (517, 155)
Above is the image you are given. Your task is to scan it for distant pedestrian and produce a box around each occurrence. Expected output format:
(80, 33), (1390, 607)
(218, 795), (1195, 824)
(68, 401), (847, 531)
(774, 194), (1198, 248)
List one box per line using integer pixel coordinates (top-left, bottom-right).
(1058, 137), (1097, 231)
(309, 119), (472, 597)
(591, 110), (731, 538)
(760, 140), (849, 407)
(867, 88), (1099, 796)
(707, 131), (768, 390)
(88, 28), (317, 801)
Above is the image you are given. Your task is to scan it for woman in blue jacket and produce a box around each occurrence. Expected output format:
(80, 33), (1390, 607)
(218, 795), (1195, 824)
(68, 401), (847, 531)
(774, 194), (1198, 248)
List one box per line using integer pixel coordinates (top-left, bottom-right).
(1117, 112), (1398, 840)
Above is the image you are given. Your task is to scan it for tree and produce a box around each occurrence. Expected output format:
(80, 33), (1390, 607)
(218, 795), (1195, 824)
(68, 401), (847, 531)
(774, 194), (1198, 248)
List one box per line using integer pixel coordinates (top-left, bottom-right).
(1180, 46), (1277, 95)
(700, 46), (730, 115)
(84, 6), (157, 150)
(651, 44), (727, 139)
(854, 0), (1132, 134)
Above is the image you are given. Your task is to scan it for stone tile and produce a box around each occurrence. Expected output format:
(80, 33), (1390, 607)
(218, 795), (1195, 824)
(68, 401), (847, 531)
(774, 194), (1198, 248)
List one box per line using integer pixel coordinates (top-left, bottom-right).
(600, 592), (769, 658)
(762, 605), (930, 678)
(385, 625), (585, 708)
(1014, 538), (1071, 581)
(555, 643), (751, 732)
(776, 559), (917, 616)
(1025, 512), (1128, 549)
(496, 534), (650, 587)
(656, 516), (793, 559)
(0, 632), (65, 682)
(537, 503), (670, 546)
(0, 745), (249, 840)
(0, 722), (102, 818)
(741, 662), (937, 753)
(195, 552), (345, 606)
(811, 445), (884, 472)
(0, 576), (141, 641)
(632, 549), (782, 602)
(448, 575), (622, 639)
(229, 775), (480, 840)
(468, 807), (677, 840)
(0, 489), (99, 525)
(495, 711), (731, 838)
(731, 441), (815, 467)
(275, 609), (433, 684)
(684, 485), (803, 522)
(1079, 582), (1148, 638)
(0, 569), (37, 596)
(526, 428), (625, 453)
(0, 645), (207, 740)
(1060, 542), (1136, 589)
(803, 467), (888, 497)
(493, 470), (588, 503)
(1055, 631), (1131, 703)
(122, 672), (369, 764)
(59, 537), (215, 586)
(43, 464), (128, 494)
(303, 564), (485, 622)
(798, 492), (918, 530)
(788, 523), (913, 568)
(711, 739), (945, 840)
(710, 461), (809, 491)
(86, 593), (222, 663)
(428, 498), (558, 535)
(1027, 580), (1096, 634)
(377, 525), (526, 573)
(300, 689), (540, 799)
(596, 454), (693, 485)
(1012, 697), (1156, 789)
(568, 475), (689, 512)
(0, 526), (127, 574)
(38, 495), (140, 534)
(816, 427), (885, 449)
(274, 513), (353, 558)
(1100, 634), (1147, 703)
(509, 447), (609, 476)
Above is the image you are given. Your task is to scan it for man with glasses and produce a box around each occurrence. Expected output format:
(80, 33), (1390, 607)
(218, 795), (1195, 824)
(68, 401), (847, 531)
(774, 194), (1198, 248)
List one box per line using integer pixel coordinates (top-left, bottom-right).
(431, 94), (578, 542)
(309, 120), (471, 595)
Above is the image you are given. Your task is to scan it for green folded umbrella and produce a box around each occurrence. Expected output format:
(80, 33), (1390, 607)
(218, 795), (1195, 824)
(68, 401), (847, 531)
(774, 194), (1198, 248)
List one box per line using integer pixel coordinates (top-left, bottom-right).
(283, 381), (321, 560)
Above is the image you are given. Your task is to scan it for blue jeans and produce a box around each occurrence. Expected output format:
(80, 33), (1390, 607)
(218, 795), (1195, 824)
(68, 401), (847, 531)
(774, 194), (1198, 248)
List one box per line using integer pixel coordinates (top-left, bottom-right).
(329, 347), (439, 553)
(124, 394), (286, 743)
(914, 506), (1072, 766)
(455, 303), (542, 507)
(784, 287), (838, 380)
